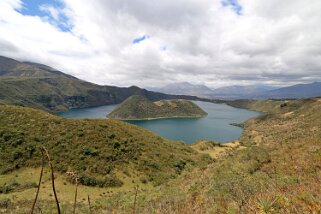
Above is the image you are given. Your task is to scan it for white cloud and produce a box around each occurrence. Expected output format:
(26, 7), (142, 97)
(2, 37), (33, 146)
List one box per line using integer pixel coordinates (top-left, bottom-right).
(39, 4), (60, 21)
(0, 0), (321, 88)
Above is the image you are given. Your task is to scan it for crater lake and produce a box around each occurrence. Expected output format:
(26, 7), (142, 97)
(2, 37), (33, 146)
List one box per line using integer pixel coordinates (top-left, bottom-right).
(58, 101), (260, 144)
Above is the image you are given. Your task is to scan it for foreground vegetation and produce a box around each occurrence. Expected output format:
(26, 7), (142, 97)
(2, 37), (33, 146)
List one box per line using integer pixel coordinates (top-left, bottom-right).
(0, 105), (210, 193)
(0, 98), (320, 213)
(107, 95), (208, 120)
(148, 98), (320, 213)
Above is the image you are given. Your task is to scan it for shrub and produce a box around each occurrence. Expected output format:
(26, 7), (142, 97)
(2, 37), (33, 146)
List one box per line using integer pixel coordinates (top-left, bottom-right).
(79, 174), (123, 187)
(174, 159), (187, 174)
(0, 181), (20, 194)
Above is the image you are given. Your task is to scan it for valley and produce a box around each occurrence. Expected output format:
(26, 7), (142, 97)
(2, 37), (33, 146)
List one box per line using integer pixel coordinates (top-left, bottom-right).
(0, 98), (320, 213)
(1, 1), (321, 213)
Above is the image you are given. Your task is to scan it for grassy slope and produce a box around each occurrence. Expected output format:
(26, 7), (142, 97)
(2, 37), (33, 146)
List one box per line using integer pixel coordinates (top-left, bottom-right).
(0, 76), (125, 112)
(226, 99), (285, 113)
(0, 76), (194, 113)
(107, 95), (208, 120)
(0, 105), (211, 213)
(171, 98), (321, 213)
(0, 106), (210, 187)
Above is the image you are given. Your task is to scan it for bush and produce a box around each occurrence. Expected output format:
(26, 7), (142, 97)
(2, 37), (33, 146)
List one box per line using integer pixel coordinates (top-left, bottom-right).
(0, 181), (19, 194)
(140, 176), (148, 184)
(79, 174), (123, 187)
(174, 159), (187, 174)
(82, 148), (98, 156)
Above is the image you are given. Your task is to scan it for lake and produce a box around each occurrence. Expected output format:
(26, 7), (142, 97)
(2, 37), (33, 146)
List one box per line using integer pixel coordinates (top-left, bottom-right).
(58, 101), (260, 144)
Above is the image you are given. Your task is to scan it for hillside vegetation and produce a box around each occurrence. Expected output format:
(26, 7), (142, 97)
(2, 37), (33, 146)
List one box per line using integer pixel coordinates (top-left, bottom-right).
(140, 98), (320, 213)
(0, 99), (320, 213)
(107, 95), (208, 120)
(95, 98), (320, 213)
(0, 56), (199, 113)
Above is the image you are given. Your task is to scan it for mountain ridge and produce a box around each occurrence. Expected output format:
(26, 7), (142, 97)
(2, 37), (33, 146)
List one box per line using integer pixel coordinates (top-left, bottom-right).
(0, 56), (201, 113)
(257, 81), (321, 99)
(210, 84), (276, 99)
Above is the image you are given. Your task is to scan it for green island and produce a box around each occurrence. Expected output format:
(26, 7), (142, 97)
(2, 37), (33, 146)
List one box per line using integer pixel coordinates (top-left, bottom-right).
(107, 95), (208, 120)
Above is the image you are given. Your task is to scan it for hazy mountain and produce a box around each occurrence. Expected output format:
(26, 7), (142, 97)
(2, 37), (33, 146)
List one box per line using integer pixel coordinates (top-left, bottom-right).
(258, 82), (321, 99)
(151, 82), (281, 99)
(143, 80), (321, 100)
(0, 56), (199, 112)
(213, 82), (321, 99)
(152, 82), (214, 98)
(211, 85), (277, 99)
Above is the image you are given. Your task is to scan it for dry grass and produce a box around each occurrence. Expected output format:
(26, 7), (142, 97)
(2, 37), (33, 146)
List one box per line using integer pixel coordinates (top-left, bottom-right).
(191, 140), (243, 158)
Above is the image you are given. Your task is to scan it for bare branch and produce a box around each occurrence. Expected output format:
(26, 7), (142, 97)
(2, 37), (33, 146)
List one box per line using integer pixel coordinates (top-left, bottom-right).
(30, 148), (45, 214)
(42, 147), (61, 214)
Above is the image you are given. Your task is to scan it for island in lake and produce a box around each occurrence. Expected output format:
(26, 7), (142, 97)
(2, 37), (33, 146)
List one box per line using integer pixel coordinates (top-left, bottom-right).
(107, 95), (208, 120)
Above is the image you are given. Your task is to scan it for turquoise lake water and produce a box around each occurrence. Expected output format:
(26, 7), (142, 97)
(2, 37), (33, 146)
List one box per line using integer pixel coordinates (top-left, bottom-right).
(58, 101), (260, 144)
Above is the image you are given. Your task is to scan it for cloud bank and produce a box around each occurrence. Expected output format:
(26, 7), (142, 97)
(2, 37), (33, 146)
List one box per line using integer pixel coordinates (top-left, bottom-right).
(0, 0), (321, 87)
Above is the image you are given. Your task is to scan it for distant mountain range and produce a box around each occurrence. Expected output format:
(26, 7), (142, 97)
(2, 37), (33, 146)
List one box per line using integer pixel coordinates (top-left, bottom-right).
(151, 81), (321, 99)
(0, 56), (198, 112)
(210, 85), (277, 99)
(258, 82), (321, 99)
(149, 82), (214, 97)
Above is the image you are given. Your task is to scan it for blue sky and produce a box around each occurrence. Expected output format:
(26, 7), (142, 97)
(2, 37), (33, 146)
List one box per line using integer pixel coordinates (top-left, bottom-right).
(132, 35), (149, 44)
(221, 0), (243, 15)
(18, 0), (71, 31)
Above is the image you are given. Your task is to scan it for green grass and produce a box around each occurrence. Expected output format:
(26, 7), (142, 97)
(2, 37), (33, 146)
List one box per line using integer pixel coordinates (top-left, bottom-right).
(0, 167), (158, 213)
(0, 167), (152, 201)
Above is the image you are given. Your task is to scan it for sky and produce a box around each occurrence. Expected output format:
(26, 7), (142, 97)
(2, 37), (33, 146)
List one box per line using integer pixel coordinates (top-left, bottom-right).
(0, 0), (321, 88)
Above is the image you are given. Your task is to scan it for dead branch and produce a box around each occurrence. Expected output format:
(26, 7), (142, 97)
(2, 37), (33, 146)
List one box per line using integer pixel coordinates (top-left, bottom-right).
(42, 147), (61, 214)
(30, 148), (45, 214)
(88, 195), (92, 214)
(133, 185), (139, 214)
